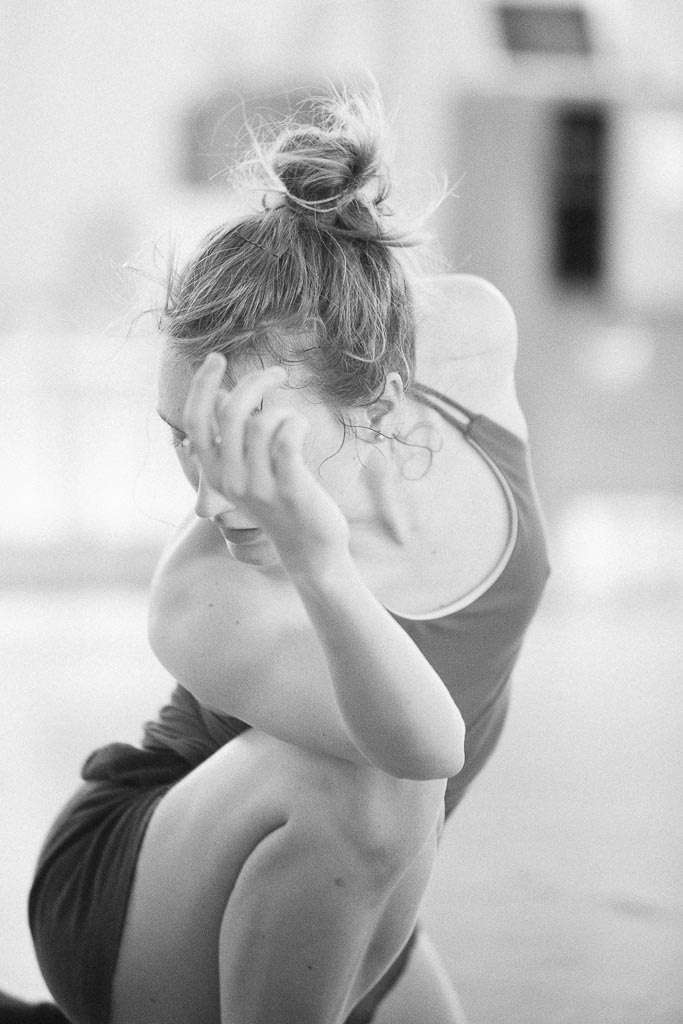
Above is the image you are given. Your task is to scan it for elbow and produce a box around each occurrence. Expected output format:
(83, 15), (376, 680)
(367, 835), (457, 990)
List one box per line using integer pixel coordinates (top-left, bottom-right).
(441, 739), (466, 779)
(422, 706), (466, 780)
(380, 719), (466, 782)
(401, 746), (465, 782)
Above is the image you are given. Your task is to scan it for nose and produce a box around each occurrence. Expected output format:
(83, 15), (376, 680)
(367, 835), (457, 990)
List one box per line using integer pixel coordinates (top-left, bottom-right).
(194, 472), (235, 519)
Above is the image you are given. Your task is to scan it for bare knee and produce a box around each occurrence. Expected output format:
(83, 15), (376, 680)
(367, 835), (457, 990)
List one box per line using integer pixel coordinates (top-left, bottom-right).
(174, 729), (445, 893)
(271, 739), (446, 884)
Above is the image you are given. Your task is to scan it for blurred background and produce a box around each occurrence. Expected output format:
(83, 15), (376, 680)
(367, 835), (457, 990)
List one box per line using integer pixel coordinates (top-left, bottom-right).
(1, 1), (682, 1021)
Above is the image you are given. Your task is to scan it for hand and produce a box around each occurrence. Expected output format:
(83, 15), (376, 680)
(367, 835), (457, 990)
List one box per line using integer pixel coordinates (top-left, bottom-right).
(182, 353), (351, 576)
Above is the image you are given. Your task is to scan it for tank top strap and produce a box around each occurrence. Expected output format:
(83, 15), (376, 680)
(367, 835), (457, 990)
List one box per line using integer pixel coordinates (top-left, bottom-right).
(412, 381), (477, 433)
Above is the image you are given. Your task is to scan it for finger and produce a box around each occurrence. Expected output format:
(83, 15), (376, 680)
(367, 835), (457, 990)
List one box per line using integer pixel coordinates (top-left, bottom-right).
(243, 407), (299, 497)
(215, 365), (287, 485)
(270, 414), (312, 492)
(183, 352), (227, 455)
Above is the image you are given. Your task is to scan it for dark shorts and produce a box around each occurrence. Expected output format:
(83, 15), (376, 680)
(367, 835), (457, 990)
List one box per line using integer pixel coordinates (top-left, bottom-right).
(28, 744), (417, 1024)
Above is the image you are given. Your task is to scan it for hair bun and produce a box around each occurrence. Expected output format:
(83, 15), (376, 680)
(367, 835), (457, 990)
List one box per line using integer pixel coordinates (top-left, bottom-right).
(268, 92), (391, 234)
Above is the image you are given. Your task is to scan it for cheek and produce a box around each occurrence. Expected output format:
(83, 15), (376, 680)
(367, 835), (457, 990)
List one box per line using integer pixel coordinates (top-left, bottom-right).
(301, 407), (347, 465)
(303, 433), (343, 482)
(306, 432), (358, 499)
(175, 448), (199, 491)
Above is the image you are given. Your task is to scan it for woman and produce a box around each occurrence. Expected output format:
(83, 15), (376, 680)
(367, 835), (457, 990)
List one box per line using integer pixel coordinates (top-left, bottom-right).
(27, 92), (549, 1024)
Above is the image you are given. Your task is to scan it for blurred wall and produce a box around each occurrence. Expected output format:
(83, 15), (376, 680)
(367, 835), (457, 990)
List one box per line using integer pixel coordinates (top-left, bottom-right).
(6, 0), (681, 330)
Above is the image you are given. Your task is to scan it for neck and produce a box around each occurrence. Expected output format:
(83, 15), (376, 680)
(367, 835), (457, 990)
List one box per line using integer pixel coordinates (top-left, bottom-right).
(348, 443), (415, 551)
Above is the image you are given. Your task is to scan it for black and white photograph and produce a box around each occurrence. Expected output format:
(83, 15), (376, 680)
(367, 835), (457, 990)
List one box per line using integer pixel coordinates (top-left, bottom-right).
(2, 2), (682, 1022)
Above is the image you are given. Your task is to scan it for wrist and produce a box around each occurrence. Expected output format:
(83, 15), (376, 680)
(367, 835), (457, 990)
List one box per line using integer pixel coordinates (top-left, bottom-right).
(284, 545), (358, 593)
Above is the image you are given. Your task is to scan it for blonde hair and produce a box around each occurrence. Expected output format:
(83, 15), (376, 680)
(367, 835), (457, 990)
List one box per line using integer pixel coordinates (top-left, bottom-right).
(163, 89), (428, 411)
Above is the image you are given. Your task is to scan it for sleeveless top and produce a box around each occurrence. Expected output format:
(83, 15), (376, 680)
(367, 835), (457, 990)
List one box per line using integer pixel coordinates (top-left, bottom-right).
(85, 384), (550, 816)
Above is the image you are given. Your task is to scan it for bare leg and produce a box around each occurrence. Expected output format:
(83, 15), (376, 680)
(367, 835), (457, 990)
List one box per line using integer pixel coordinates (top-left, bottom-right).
(111, 730), (445, 1024)
(219, 813), (439, 1024)
(369, 932), (468, 1024)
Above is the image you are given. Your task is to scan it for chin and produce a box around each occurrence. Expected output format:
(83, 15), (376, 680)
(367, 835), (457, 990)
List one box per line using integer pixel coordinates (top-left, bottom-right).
(225, 538), (281, 569)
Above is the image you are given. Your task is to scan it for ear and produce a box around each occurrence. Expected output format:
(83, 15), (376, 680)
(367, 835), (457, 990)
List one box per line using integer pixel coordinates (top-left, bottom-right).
(364, 373), (405, 440)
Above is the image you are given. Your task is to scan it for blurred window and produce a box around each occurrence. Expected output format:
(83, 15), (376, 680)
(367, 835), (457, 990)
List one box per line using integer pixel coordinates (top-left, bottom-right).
(497, 3), (592, 56)
(551, 104), (608, 286)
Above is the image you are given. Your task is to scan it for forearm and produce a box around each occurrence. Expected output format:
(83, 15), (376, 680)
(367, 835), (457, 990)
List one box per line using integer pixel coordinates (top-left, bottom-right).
(290, 555), (465, 780)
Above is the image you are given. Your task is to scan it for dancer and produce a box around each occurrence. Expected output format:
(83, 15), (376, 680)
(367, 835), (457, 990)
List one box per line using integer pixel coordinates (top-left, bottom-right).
(27, 90), (549, 1024)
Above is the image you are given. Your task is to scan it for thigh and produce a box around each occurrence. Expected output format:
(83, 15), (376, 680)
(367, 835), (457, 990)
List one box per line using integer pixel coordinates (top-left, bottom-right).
(341, 840), (439, 1023)
(110, 729), (304, 1024)
(368, 932), (467, 1024)
(111, 728), (434, 1024)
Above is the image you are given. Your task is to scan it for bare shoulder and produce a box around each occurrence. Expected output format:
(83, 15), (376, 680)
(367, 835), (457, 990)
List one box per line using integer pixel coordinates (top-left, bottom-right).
(150, 518), (257, 662)
(145, 518), (362, 761)
(150, 516), (270, 629)
(413, 273), (518, 363)
(412, 274), (527, 439)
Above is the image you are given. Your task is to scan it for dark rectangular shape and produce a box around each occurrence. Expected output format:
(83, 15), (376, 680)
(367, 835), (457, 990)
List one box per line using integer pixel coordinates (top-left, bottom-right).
(551, 105), (608, 284)
(497, 4), (592, 55)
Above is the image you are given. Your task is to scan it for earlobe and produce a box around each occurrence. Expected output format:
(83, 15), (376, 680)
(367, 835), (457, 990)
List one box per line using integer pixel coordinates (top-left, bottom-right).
(367, 399), (393, 430)
(364, 421), (388, 445)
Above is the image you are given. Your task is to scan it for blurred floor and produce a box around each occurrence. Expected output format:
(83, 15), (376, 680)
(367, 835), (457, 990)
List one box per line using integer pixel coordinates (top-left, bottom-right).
(1, 580), (682, 1023)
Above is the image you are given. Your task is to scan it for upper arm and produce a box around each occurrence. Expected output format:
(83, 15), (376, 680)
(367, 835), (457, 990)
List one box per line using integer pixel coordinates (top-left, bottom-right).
(414, 274), (526, 435)
(416, 273), (518, 368)
(148, 557), (370, 766)
(453, 274), (518, 364)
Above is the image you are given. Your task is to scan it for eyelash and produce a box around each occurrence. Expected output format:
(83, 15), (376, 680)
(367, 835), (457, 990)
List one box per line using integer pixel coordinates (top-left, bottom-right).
(169, 432), (187, 449)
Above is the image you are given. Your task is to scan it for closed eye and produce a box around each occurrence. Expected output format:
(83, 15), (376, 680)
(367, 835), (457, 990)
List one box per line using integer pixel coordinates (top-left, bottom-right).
(169, 430), (187, 448)
(156, 410), (188, 448)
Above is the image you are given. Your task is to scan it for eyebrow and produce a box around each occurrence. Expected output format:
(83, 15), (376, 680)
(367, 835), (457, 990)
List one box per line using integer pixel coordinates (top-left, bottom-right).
(156, 409), (185, 434)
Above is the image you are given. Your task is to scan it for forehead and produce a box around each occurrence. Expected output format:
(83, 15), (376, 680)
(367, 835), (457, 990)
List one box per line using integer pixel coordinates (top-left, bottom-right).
(156, 343), (198, 422)
(156, 340), (335, 422)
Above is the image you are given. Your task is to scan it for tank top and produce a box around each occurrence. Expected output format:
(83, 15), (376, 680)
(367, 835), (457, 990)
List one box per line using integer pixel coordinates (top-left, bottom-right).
(125, 383), (551, 816)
